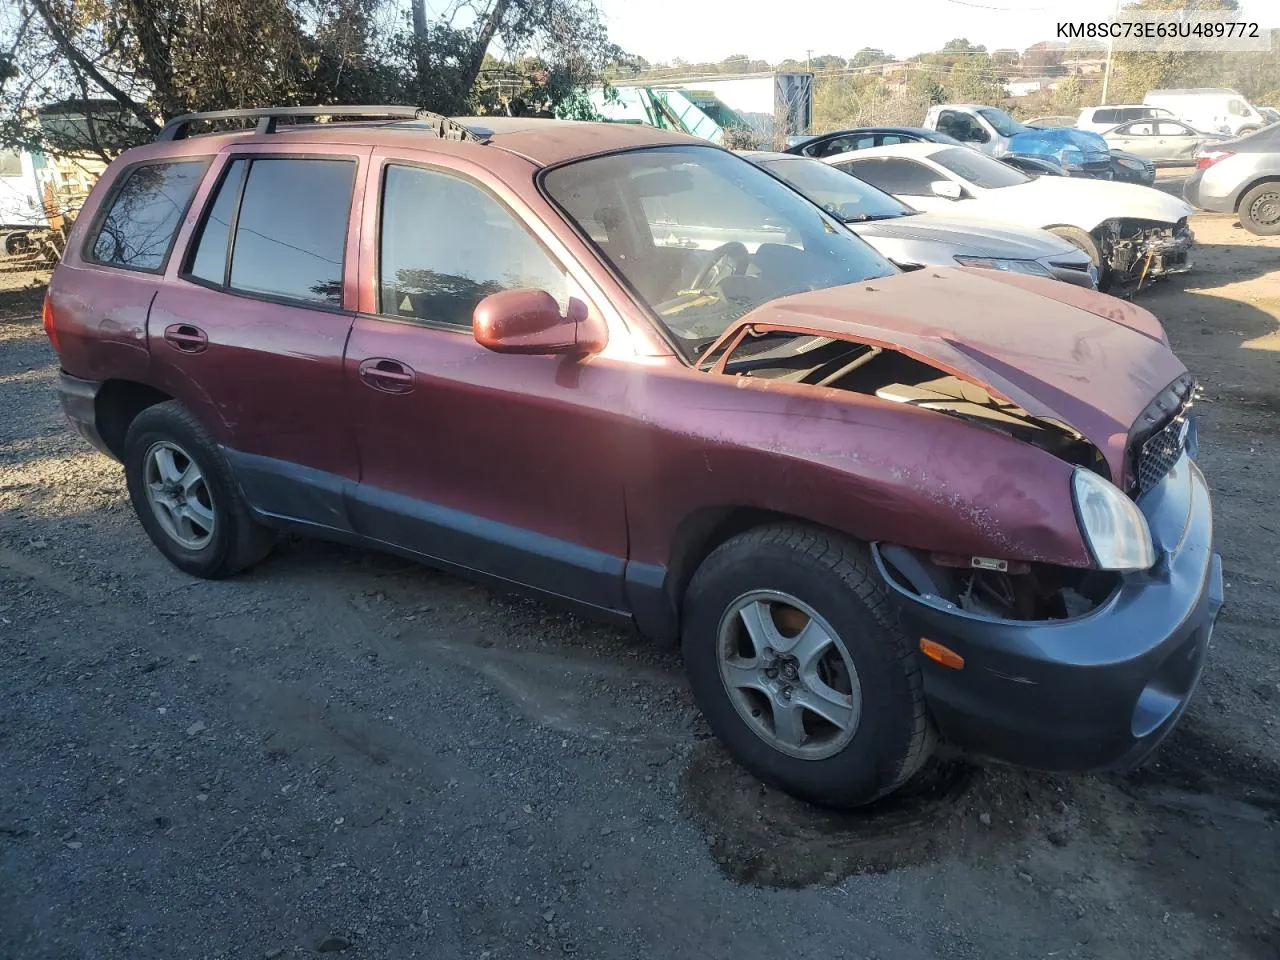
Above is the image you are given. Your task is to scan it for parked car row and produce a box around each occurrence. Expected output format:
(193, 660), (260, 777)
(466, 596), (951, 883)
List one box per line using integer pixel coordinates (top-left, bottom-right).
(46, 108), (1221, 810)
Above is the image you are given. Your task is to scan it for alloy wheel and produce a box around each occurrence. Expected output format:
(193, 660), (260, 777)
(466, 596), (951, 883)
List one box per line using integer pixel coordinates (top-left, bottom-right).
(142, 440), (216, 550)
(716, 590), (862, 760)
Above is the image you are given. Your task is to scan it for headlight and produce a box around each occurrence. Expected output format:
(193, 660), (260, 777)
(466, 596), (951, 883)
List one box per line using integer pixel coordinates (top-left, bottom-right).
(1072, 468), (1155, 571)
(954, 256), (1053, 277)
(1116, 156), (1143, 170)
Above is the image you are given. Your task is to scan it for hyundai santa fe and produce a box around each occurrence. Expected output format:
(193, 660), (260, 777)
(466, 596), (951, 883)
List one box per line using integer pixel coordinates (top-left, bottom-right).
(44, 106), (1222, 807)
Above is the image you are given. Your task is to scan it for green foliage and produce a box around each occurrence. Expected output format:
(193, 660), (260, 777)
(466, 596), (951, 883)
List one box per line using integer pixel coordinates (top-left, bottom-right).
(0, 0), (627, 158)
(850, 48), (893, 69)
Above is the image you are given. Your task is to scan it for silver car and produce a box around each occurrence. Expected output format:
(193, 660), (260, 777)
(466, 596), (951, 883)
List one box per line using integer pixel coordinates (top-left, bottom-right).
(743, 152), (1098, 288)
(1103, 119), (1229, 164)
(1184, 124), (1280, 235)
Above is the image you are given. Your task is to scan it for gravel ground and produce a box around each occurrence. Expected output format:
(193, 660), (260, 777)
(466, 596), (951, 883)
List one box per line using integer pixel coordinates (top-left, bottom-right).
(1, 214), (1278, 960)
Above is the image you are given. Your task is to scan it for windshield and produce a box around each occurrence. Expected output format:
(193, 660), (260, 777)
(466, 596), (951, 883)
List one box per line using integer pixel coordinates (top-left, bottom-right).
(976, 107), (1028, 137)
(758, 157), (914, 222)
(931, 147), (1031, 189)
(543, 146), (896, 351)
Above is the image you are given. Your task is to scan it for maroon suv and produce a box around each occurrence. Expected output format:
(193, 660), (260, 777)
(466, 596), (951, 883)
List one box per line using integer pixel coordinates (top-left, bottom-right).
(46, 106), (1222, 807)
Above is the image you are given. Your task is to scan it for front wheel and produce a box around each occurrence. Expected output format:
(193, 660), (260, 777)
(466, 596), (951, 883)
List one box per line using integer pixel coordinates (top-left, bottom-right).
(681, 525), (933, 808)
(1238, 182), (1280, 236)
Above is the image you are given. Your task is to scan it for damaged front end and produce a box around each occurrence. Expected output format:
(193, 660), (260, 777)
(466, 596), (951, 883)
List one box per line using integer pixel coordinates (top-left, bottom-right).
(1101, 216), (1194, 288)
(700, 322), (1111, 479)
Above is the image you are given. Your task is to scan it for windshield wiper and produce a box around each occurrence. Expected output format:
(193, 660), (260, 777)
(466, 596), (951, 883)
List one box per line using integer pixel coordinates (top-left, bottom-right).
(844, 212), (909, 223)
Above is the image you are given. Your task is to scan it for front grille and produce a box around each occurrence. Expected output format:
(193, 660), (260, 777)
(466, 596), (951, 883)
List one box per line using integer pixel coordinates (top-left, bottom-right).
(1130, 374), (1197, 495)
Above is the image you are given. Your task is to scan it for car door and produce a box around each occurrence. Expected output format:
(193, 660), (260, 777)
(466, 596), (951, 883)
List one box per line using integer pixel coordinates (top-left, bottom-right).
(148, 148), (367, 529)
(1156, 121), (1198, 161)
(342, 156), (629, 614)
(836, 157), (955, 212)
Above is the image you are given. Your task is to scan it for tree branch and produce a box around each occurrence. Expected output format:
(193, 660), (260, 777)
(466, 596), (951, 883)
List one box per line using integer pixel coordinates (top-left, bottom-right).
(29, 0), (160, 132)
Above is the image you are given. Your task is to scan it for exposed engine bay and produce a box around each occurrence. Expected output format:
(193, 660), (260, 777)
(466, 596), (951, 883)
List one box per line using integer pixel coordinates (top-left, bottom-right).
(1101, 217), (1193, 288)
(702, 327), (1109, 474)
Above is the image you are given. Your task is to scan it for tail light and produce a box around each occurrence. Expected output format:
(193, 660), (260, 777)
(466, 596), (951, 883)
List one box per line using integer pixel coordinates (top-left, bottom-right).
(42, 293), (61, 352)
(1196, 150), (1233, 170)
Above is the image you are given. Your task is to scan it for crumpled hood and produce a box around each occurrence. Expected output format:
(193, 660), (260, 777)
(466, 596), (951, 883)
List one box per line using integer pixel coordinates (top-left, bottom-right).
(853, 214), (1080, 260)
(730, 267), (1187, 475)
(1008, 127), (1110, 162)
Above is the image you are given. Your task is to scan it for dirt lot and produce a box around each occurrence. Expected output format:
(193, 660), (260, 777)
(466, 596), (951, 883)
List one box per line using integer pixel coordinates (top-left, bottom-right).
(1, 213), (1277, 960)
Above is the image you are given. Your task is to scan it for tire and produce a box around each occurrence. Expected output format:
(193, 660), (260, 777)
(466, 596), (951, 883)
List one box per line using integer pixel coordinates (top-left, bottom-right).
(1237, 181), (1280, 236)
(123, 401), (275, 578)
(681, 524), (932, 808)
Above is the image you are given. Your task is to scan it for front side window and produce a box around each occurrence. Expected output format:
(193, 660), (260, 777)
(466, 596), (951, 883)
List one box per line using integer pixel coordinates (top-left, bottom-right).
(838, 157), (940, 196)
(379, 165), (568, 328)
(930, 147), (1030, 189)
(938, 110), (987, 143)
(1156, 121), (1192, 136)
(1229, 100), (1248, 117)
(544, 146), (895, 350)
(90, 160), (208, 271)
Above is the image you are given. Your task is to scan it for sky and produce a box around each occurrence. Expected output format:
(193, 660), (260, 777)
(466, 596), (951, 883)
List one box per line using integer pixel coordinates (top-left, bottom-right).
(592, 0), (1272, 65)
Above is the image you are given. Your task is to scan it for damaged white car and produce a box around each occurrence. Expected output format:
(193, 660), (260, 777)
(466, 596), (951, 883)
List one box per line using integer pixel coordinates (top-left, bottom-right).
(827, 142), (1194, 291)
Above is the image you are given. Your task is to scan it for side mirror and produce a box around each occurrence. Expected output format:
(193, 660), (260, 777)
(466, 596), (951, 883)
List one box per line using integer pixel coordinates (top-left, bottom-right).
(473, 288), (607, 356)
(931, 180), (963, 200)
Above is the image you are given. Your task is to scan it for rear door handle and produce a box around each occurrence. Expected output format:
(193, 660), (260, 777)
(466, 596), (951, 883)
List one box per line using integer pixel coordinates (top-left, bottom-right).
(358, 357), (415, 394)
(163, 323), (208, 354)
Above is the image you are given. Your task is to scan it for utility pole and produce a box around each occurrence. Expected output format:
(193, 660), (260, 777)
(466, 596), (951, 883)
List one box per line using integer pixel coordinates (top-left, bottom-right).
(1100, 0), (1121, 104)
(806, 49), (813, 71)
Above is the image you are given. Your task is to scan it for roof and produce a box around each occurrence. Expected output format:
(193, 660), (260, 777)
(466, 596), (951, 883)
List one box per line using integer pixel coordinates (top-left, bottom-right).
(819, 141), (950, 163)
(140, 114), (705, 168)
(444, 117), (701, 165)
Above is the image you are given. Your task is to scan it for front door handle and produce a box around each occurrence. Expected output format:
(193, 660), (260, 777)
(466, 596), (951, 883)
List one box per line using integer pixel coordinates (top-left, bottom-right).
(358, 357), (415, 394)
(163, 323), (208, 354)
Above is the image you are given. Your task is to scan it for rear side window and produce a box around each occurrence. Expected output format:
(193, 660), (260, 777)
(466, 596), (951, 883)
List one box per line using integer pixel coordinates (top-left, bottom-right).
(89, 160), (207, 271)
(185, 157), (355, 306)
(839, 157), (939, 196)
(1093, 109), (1119, 124)
(378, 164), (567, 328)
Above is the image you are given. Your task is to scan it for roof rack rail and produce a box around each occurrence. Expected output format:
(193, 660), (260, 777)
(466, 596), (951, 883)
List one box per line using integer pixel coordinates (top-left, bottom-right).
(156, 106), (486, 143)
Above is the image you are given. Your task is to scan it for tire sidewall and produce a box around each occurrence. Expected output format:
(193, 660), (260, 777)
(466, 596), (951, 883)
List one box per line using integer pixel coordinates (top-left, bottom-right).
(1240, 183), (1280, 236)
(124, 408), (237, 577)
(683, 540), (921, 807)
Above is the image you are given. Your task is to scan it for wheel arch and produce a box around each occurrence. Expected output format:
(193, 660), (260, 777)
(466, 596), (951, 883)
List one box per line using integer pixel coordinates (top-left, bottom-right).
(95, 379), (174, 459)
(634, 505), (857, 643)
(1233, 174), (1280, 211)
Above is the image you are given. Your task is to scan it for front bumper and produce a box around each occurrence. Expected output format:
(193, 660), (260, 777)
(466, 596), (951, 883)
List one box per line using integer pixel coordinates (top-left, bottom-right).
(57, 372), (112, 457)
(874, 453), (1222, 772)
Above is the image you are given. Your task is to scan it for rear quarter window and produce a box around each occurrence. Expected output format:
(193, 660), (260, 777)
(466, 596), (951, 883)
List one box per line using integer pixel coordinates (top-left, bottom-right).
(88, 160), (209, 272)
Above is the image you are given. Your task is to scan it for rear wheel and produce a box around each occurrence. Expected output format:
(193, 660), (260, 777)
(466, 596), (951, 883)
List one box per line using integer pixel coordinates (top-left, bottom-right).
(124, 402), (275, 578)
(1238, 182), (1280, 236)
(681, 525), (932, 808)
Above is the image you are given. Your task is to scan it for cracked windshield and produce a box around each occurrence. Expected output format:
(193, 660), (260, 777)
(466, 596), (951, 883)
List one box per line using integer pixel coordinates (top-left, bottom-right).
(544, 146), (894, 350)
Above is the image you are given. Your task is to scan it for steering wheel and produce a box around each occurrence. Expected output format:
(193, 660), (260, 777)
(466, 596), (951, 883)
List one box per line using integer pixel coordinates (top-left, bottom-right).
(691, 241), (750, 291)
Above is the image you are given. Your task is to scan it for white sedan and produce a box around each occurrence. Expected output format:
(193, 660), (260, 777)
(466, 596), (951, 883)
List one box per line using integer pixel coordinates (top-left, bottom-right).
(825, 142), (1194, 289)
